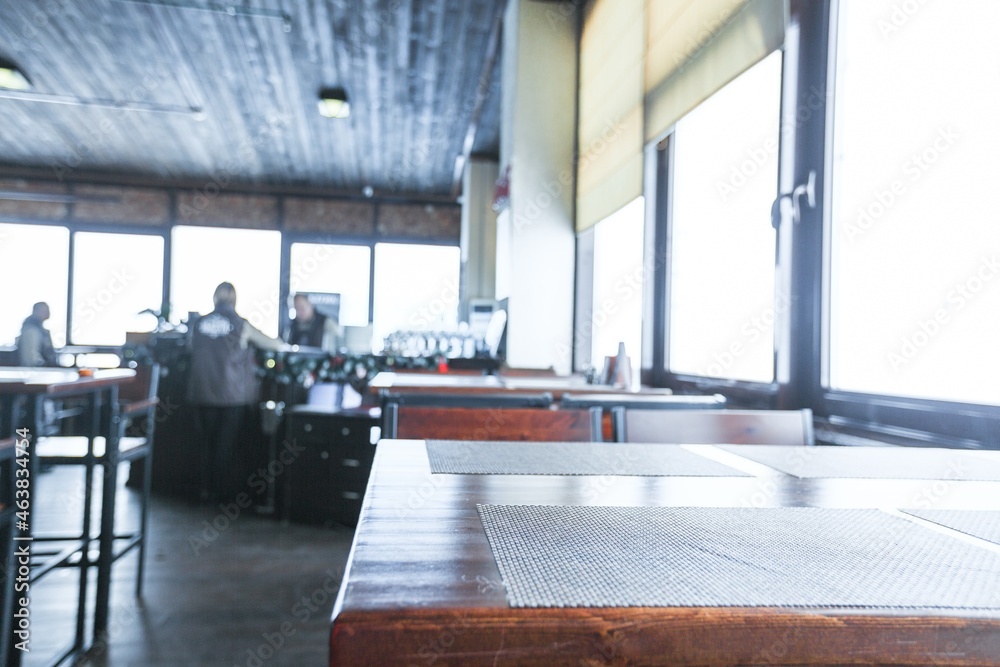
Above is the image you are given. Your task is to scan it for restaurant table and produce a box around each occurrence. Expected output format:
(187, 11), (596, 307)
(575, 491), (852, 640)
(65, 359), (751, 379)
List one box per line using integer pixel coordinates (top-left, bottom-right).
(0, 367), (135, 665)
(368, 371), (675, 399)
(330, 440), (1000, 666)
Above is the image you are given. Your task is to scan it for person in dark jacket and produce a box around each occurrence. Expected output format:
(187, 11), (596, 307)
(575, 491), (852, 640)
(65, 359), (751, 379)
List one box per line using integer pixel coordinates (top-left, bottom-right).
(187, 282), (285, 502)
(286, 293), (341, 351)
(17, 302), (58, 367)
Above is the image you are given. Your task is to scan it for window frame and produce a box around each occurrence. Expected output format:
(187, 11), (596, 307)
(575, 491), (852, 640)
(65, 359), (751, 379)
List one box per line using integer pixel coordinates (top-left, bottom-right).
(646, 0), (1000, 447)
(67, 223), (169, 346)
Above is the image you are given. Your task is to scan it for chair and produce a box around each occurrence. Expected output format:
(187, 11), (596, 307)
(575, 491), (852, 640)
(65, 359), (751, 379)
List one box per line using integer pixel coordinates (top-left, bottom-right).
(35, 364), (160, 596)
(561, 393), (727, 442)
(380, 391), (599, 442)
(615, 407), (814, 445)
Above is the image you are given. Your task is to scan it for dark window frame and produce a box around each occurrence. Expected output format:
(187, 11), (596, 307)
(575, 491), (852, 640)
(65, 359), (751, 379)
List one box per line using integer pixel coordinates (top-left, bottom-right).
(649, 0), (999, 448)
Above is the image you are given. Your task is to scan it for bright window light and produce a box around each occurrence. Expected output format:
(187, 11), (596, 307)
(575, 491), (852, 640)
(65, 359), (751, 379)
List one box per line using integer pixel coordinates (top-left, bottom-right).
(668, 51), (782, 383)
(71, 232), (164, 345)
(0, 223), (70, 349)
(591, 197), (645, 378)
(829, 0), (1000, 405)
(170, 226), (282, 338)
(289, 243), (371, 327)
(372, 243), (460, 352)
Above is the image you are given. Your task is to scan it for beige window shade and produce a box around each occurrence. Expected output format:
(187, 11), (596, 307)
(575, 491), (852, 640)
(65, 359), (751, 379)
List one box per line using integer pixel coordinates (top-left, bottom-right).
(576, 0), (645, 232)
(576, 0), (785, 231)
(645, 0), (786, 144)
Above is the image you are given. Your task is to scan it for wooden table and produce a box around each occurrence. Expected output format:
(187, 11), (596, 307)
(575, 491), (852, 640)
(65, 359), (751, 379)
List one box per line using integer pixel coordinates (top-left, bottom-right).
(368, 371), (675, 399)
(0, 367), (135, 665)
(330, 440), (1000, 666)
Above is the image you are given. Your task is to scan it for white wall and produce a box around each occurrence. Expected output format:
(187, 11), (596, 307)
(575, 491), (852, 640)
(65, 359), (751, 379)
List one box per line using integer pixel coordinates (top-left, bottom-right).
(498, 0), (578, 374)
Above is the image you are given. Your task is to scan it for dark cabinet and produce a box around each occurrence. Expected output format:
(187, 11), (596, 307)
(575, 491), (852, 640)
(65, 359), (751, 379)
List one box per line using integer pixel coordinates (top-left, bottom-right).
(283, 406), (379, 527)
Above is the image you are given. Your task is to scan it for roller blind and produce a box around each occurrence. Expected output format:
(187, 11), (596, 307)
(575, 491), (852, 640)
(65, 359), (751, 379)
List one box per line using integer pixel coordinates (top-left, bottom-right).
(576, 0), (645, 232)
(575, 0), (785, 231)
(645, 0), (786, 143)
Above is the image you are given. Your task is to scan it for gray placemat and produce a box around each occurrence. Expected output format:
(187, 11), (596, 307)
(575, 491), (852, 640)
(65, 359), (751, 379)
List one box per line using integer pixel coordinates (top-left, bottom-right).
(718, 445), (1000, 480)
(426, 441), (749, 476)
(477, 505), (1000, 609)
(903, 510), (1000, 546)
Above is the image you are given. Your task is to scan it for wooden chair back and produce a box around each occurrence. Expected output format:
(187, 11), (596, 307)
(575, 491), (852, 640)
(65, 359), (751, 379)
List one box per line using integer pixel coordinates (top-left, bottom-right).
(391, 405), (597, 441)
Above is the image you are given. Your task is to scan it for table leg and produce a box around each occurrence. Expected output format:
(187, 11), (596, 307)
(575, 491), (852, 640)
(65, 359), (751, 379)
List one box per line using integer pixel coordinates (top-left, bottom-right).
(93, 385), (120, 640)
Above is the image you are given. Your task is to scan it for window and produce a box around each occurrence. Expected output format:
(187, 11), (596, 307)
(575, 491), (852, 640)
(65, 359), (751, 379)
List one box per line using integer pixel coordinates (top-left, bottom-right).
(372, 243), (460, 352)
(289, 243), (371, 327)
(169, 226), (282, 338)
(0, 223), (70, 348)
(71, 232), (164, 345)
(591, 197), (644, 378)
(667, 51), (783, 383)
(828, 0), (1000, 406)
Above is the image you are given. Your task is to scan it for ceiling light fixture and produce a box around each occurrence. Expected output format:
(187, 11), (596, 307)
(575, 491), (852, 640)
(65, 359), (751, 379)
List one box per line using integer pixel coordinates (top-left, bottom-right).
(0, 61), (31, 91)
(318, 88), (350, 119)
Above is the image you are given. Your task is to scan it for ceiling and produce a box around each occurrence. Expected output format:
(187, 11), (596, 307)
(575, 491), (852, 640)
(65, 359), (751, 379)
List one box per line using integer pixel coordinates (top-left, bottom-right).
(0, 0), (505, 199)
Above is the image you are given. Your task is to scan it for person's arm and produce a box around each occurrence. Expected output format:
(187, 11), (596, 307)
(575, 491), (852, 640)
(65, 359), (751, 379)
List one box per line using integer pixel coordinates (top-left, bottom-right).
(18, 327), (43, 366)
(321, 318), (342, 353)
(241, 322), (289, 352)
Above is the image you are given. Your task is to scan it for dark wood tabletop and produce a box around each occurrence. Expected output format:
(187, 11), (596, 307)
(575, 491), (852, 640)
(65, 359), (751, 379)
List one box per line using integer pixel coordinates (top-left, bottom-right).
(0, 367), (135, 395)
(330, 441), (1000, 666)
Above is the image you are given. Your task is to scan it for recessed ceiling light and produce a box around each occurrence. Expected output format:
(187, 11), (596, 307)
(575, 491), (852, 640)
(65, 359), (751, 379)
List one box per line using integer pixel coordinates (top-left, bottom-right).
(0, 63), (31, 91)
(318, 88), (350, 119)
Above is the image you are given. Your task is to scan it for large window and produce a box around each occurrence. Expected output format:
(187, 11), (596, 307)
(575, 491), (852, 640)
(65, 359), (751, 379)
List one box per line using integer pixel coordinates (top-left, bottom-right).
(667, 51), (783, 383)
(372, 243), (460, 352)
(71, 232), (164, 345)
(0, 223), (70, 348)
(170, 226), (282, 338)
(591, 197), (644, 379)
(829, 1), (1000, 406)
(289, 242), (372, 327)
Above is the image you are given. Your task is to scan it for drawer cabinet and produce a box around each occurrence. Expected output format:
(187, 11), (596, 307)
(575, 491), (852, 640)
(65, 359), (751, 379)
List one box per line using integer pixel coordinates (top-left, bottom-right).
(284, 406), (379, 527)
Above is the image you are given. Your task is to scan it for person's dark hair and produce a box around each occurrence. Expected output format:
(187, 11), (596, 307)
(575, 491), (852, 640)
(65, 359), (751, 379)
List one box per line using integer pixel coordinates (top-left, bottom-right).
(213, 282), (237, 307)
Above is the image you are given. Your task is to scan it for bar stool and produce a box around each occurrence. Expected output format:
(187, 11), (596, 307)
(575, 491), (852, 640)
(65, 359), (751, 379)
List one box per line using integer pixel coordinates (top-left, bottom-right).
(34, 364), (160, 596)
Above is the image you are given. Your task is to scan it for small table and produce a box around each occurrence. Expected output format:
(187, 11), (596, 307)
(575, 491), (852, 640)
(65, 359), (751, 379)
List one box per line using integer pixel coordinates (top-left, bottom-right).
(330, 440), (1000, 666)
(0, 368), (135, 665)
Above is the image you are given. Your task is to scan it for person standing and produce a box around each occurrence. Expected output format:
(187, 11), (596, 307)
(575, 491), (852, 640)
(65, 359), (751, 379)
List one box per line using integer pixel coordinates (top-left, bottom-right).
(286, 293), (341, 351)
(187, 282), (285, 502)
(17, 301), (58, 367)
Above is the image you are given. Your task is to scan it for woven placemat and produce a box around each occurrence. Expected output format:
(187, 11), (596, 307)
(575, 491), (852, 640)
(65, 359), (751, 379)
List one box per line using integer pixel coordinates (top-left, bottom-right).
(717, 445), (1000, 480)
(477, 505), (1000, 609)
(425, 441), (749, 476)
(903, 510), (1000, 546)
